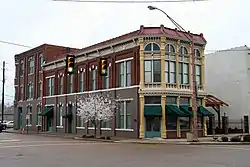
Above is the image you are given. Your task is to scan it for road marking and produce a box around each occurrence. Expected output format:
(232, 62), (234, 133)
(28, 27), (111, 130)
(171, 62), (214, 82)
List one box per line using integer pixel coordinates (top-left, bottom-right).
(0, 140), (83, 144)
(189, 145), (250, 151)
(0, 139), (21, 143)
(0, 142), (111, 149)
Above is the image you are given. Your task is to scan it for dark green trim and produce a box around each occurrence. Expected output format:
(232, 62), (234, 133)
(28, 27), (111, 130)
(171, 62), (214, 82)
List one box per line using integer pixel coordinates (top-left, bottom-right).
(166, 105), (188, 117)
(144, 105), (162, 116)
(198, 106), (214, 116)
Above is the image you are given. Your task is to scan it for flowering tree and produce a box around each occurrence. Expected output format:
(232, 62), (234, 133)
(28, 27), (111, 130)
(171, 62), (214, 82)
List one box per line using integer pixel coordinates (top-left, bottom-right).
(76, 92), (118, 137)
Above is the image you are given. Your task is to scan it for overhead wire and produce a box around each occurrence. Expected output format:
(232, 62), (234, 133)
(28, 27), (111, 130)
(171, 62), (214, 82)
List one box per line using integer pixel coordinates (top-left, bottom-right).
(52, 0), (209, 3)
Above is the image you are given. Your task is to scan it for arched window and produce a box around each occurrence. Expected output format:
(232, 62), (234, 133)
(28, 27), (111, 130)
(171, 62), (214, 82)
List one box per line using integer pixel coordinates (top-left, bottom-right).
(179, 46), (188, 56)
(194, 49), (201, 57)
(144, 42), (160, 52)
(166, 44), (175, 53)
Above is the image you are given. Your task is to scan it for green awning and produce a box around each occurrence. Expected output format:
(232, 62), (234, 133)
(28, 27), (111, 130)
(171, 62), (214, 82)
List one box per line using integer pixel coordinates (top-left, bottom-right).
(38, 107), (53, 116)
(198, 106), (214, 116)
(166, 105), (188, 117)
(179, 105), (202, 117)
(144, 105), (162, 116)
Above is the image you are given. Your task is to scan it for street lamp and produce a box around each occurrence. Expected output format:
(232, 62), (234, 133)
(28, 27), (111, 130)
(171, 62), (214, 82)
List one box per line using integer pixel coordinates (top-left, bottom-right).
(148, 6), (199, 141)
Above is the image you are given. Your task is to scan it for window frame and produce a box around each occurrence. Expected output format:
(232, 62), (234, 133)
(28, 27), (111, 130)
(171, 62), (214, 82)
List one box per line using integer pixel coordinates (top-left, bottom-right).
(144, 60), (161, 83)
(118, 60), (131, 87)
(144, 42), (161, 52)
(47, 77), (55, 96)
(79, 72), (84, 92)
(116, 101), (132, 129)
(91, 69), (96, 90)
(28, 56), (34, 74)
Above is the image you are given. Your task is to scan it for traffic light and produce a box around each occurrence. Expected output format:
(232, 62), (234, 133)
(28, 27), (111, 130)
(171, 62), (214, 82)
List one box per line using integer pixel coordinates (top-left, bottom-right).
(66, 55), (75, 74)
(100, 58), (108, 76)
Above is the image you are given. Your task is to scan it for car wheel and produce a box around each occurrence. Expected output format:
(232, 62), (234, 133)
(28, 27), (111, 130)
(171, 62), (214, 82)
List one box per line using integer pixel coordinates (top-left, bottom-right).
(3, 126), (6, 130)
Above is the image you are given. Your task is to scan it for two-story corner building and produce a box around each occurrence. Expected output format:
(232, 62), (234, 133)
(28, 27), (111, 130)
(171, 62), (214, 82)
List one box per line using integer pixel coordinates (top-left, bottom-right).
(13, 44), (80, 131)
(37, 25), (213, 139)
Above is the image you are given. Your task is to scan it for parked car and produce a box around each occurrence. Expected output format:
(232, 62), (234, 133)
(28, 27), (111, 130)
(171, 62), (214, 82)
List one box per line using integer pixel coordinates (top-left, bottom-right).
(2, 121), (14, 129)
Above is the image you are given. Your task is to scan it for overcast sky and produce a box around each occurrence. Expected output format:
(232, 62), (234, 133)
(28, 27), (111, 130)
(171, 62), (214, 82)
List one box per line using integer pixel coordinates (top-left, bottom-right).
(0, 0), (249, 103)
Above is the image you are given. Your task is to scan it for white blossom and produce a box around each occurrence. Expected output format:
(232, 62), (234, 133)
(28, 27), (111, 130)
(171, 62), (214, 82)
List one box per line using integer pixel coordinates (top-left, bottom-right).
(76, 92), (118, 124)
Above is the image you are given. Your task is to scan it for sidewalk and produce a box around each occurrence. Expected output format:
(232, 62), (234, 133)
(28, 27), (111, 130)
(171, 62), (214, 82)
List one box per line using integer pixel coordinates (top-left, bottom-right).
(5, 129), (250, 145)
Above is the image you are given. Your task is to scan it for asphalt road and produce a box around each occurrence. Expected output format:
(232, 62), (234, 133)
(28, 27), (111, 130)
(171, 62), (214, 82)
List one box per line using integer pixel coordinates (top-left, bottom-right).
(0, 133), (249, 167)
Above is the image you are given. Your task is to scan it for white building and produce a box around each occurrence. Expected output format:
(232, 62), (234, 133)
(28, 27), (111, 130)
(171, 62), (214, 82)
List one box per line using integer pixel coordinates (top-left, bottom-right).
(205, 45), (250, 128)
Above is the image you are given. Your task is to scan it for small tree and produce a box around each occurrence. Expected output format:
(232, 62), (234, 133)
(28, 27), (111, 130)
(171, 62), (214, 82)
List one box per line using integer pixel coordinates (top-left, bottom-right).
(77, 92), (118, 138)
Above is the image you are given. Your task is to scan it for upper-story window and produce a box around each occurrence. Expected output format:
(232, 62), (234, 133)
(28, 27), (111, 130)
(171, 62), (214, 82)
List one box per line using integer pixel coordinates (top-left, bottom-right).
(20, 60), (24, 77)
(27, 82), (34, 99)
(194, 49), (201, 57)
(91, 69), (96, 90)
(144, 60), (161, 83)
(166, 44), (176, 58)
(104, 68), (109, 89)
(68, 74), (73, 93)
(38, 82), (42, 98)
(59, 76), (64, 94)
(195, 65), (202, 85)
(28, 56), (34, 74)
(38, 53), (44, 71)
(47, 77), (55, 96)
(79, 71), (84, 92)
(19, 86), (24, 101)
(144, 42), (160, 52)
(118, 60), (131, 87)
(179, 46), (188, 61)
(179, 63), (189, 84)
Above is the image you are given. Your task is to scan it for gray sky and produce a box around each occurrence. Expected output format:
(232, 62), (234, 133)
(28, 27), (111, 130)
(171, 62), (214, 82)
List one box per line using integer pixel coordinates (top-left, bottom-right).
(0, 0), (249, 103)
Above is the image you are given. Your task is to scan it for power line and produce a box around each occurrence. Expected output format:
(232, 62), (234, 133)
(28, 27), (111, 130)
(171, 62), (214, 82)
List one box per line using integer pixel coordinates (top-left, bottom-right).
(52, 0), (208, 3)
(0, 40), (32, 48)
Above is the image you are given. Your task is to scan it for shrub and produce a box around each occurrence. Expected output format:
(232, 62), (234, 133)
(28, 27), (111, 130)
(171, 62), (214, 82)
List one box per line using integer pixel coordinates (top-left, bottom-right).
(243, 135), (250, 142)
(99, 136), (106, 139)
(106, 136), (111, 140)
(221, 136), (228, 142)
(85, 135), (95, 138)
(230, 136), (241, 142)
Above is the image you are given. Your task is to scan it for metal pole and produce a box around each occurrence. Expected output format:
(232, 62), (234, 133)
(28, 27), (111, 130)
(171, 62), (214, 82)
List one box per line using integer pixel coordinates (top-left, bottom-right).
(1, 61), (5, 123)
(148, 6), (199, 141)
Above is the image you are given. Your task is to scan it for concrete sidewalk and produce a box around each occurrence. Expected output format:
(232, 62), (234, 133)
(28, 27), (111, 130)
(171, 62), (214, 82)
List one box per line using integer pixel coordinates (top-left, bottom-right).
(6, 129), (250, 145)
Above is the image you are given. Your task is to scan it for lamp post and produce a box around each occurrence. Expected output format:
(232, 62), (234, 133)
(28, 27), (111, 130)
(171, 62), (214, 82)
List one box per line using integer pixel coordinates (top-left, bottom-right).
(148, 6), (199, 141)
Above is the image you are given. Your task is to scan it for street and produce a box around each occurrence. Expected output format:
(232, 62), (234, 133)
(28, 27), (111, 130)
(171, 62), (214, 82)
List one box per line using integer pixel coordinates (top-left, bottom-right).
(0, 133), (249, 167)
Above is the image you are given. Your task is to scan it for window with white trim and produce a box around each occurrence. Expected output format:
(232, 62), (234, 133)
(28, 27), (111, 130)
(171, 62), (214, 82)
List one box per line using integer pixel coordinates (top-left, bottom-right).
(144, 42), (160, 52)
(116, 101), (132, 129)
(59, 76), (63, 94)
(195, 65), (202, 85)
(27, 107), (32, 125)
(27, 82), (34, 99)
(179, 46), (188, 61)
(165, 44), (176, 58)
(20, 60), (24, 77)
(144, 60), (161, 83)
(47, 77), (55, 96)
(68, 74), (73, 93)
(36, 106), (41, 126)
(58, 105), (63, 126)
(194, 49), (201, 57)
(103, 68), (109, 89)
(79, 72), (84, 92)
(38, 53), (44, 71)
(91, 69), (96, 90)
(28, 56), (34, 74)
(118, 61), (131, 87)
(165, 61), (176, 83)
(179, 63), (189, 84)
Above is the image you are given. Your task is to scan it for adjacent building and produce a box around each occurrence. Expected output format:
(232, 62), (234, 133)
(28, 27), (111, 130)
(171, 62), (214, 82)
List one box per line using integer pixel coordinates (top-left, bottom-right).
(14, 25), (214, 139)
(14, 44), (80, 130)
(205, 45), (250, 128)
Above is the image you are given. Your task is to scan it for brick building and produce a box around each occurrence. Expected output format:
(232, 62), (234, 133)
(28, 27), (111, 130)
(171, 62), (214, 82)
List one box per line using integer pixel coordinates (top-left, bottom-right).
(14, 25), (216, 139)
(14, 44), (80, 131)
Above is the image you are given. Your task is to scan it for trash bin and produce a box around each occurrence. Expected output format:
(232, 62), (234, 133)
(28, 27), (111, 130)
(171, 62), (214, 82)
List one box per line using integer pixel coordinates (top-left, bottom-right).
(186, 132), (194, 142)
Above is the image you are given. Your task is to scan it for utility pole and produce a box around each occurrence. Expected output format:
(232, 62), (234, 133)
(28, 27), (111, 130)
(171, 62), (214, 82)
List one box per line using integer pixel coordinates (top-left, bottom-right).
(1, 61), (5, 123)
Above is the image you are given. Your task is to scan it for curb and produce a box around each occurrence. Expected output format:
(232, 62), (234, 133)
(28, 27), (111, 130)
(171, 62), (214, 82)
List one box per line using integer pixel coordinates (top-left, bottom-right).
(117, 141), (250, 145)
(74, 137), (116, 143)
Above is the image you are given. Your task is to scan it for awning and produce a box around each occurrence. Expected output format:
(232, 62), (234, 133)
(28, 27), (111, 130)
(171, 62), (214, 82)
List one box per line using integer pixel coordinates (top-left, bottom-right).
(38, 107), (53, 116)
(166, 105), (188, 117)
(144, 105), (162, 116)
(179, 105), (202, 117)
(63, 113), (73, 119)
(198, 106), (214, 116)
